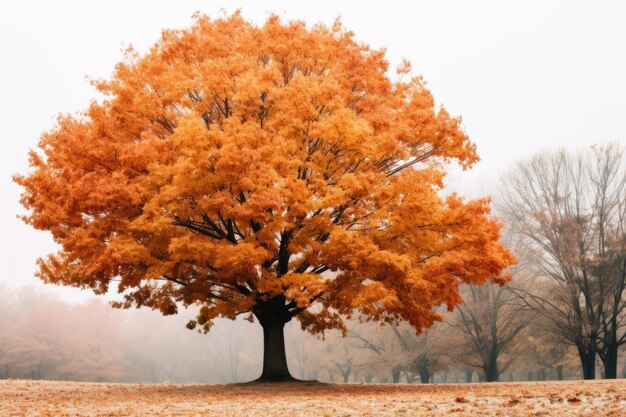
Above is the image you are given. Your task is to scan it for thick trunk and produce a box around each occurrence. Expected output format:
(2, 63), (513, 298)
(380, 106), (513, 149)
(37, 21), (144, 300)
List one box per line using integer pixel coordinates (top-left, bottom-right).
(258, 321), (293, 381)
(581, 356), (595, 379)
(254, 298), (295, 382)
(576, 342), (596, 380)
(418, 367), (430, 384)
(600, 333), (618, 379)
(601, 350), (618, 379)
(484, 359), (499, 382)
(484, 370), (498, 382)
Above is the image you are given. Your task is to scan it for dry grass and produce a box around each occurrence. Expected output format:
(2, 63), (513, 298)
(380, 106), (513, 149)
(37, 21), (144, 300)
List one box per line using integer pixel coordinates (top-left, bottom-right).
(1, 378), (624, 416)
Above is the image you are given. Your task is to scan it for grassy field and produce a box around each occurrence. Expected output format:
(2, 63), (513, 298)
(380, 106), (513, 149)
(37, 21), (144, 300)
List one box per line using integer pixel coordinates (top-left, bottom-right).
(1, 379), (624, 416)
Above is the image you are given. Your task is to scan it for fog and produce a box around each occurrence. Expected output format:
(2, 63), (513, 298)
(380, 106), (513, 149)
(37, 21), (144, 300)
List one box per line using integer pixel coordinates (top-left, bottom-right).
(1, 1), (625, 384)
(1, 283), (623, 383)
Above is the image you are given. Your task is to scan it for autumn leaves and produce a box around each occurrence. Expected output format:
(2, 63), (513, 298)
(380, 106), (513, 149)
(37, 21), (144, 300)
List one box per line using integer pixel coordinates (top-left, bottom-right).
(16, 13), (515, 380)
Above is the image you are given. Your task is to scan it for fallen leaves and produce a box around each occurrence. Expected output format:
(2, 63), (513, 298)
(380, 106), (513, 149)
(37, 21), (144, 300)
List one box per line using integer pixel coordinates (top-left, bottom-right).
(0, 379), (624, 416)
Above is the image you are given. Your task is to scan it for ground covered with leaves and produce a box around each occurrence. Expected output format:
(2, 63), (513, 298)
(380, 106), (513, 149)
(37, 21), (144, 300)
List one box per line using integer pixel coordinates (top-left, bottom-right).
(1, 379), (624, 416)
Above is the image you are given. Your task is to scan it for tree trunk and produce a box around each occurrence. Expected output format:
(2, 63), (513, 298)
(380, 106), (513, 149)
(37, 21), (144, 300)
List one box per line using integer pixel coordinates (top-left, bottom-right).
(335, 363), (352, 383)
(484, 359), (499, 382)
(555, 365), (563, 380)
(418, 367), (430, 384)
(258, 321), (293, 381)
(577, 342), (596, 380)
(465, 369), (473, 383)
(392, 367), (401, 383)
(600, 332), (618, 379)
(342, 370), (351, 383)
(253, 298), (295, 382)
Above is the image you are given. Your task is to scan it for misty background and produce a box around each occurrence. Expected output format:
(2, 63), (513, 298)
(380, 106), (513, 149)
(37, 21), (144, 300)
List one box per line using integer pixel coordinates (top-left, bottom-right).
(1, 1), (625, 383)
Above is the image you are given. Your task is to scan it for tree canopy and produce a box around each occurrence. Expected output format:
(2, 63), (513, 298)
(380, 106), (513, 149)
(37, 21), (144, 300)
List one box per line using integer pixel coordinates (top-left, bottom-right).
(16, 13), (514, 380)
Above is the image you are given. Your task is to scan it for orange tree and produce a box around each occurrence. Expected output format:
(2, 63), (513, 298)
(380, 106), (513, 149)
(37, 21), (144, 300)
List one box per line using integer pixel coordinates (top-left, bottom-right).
(16, 13), (515, 381)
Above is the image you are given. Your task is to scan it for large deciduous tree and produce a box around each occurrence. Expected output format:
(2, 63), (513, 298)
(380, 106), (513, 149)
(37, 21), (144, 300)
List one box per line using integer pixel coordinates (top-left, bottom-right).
(16, 13), (514, 381)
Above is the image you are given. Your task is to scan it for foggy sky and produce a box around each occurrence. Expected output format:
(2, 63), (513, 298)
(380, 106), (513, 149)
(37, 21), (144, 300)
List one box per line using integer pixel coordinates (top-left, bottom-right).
(1, 0), (625, 302)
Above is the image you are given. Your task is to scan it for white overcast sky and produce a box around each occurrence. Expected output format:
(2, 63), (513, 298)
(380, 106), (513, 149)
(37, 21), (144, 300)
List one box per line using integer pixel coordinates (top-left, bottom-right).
(1, 0), (625, 302)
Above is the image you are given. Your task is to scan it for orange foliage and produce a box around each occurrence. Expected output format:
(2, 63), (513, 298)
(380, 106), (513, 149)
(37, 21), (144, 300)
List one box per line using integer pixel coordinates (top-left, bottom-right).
(16, 13), (514, 336)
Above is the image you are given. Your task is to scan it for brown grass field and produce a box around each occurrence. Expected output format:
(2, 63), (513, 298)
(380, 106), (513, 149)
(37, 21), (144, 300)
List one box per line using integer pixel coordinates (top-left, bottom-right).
(1, 379), (624, 416)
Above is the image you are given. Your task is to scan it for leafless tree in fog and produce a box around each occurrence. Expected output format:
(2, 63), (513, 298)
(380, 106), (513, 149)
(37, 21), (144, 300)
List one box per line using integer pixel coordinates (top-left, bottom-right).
(501, 143), (626, 379)
(450, 281), (531, 382)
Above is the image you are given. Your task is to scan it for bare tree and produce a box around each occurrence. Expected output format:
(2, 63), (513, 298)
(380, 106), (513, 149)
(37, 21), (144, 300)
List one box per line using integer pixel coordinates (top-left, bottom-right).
(449, 281), (531, 381)
(322, 326), (374, 383)
(345, 320), (448, 384)
(501, 144), (626, 379)
(399, 326), (448, 383)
